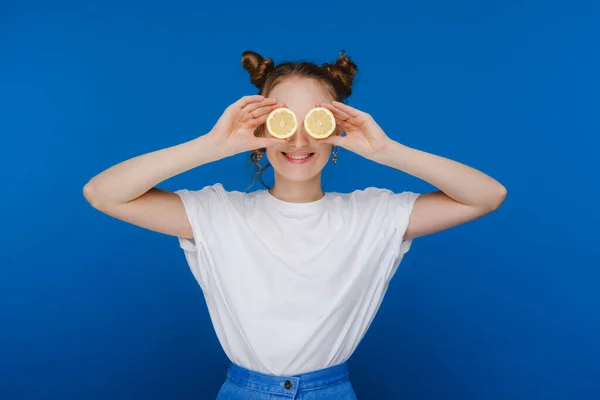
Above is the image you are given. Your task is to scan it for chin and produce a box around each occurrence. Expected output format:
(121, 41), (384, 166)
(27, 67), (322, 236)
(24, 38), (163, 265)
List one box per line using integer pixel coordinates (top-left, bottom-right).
(267, 149), (328, 182)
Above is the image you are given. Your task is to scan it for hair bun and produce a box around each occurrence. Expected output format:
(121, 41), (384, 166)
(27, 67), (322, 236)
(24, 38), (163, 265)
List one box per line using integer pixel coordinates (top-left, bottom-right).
(324, 50), (358, 99)
(241, 51), (275, 90)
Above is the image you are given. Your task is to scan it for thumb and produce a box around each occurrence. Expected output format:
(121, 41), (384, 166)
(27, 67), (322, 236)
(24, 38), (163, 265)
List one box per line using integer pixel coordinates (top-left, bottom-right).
(255, 136), (283, 149)
(321, 135), (344, 147)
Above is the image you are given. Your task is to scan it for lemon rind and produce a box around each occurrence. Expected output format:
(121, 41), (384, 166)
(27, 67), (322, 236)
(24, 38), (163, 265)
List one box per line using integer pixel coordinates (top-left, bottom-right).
(304, 107), (336, 139)
(266, 108), (297, 139)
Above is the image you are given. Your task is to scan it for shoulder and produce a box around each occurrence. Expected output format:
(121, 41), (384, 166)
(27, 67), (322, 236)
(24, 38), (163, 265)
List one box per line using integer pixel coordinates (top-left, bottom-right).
(342, 186), (420, 208)
(175, 183), (249, 212)
(330, 187), (420, 227)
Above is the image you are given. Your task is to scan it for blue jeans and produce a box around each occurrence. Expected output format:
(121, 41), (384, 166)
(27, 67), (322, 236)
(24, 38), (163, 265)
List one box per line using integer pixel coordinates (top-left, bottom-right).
(216, 362), (357, 399)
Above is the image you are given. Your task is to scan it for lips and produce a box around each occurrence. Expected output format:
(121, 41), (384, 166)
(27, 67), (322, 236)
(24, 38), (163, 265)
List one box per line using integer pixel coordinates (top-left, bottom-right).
(281, 151), (315, 164)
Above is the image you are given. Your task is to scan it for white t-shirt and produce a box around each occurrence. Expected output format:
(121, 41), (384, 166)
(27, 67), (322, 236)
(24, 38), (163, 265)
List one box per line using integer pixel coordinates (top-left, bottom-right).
(175, 183), (420, 376)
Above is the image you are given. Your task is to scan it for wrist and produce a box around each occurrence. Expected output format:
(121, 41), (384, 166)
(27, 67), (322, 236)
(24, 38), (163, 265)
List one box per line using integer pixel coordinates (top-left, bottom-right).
(191, 133), (230, 163)
(371, 139), (409, 167)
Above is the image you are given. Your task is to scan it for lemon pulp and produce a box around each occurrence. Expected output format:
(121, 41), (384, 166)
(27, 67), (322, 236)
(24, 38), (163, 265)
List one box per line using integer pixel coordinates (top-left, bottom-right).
(266, 108), (297, 139)
(304, 107), (336, 139)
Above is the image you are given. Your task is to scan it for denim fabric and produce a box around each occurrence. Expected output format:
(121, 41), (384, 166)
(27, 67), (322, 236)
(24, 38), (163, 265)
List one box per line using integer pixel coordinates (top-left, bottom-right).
(216, 362), (357, 399)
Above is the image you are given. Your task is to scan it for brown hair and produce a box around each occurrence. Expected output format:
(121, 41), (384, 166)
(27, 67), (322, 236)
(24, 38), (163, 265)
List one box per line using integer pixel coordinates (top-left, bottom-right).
(241, 50), (359, 189)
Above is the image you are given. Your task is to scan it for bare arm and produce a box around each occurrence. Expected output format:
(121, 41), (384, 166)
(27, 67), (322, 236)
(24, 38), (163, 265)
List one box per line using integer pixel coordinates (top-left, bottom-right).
(83, 95), (283, 239)
(372, 140), (507, 240)
(315, 101), (506, 241)
(83, 135), (224, 239)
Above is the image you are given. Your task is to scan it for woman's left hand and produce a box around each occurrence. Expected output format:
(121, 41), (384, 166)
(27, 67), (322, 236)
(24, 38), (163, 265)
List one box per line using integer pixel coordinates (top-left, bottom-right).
(316, 101), (393, 160)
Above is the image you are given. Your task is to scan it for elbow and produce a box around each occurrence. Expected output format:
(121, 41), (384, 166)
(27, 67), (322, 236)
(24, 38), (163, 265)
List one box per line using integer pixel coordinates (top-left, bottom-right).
(487, 184), (507, 212)
(83, 180), (104, 209)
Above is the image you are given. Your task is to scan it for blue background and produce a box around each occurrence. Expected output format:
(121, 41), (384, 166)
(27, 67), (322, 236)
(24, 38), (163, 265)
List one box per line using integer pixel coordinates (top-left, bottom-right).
(1, 0), (599, 399)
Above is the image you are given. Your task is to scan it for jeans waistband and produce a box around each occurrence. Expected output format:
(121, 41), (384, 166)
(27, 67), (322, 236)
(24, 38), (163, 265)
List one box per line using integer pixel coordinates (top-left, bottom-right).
(226, 362), (350, 397)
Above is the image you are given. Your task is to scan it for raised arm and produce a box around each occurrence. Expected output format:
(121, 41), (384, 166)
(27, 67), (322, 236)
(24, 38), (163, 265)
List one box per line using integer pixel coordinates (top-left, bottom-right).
(372, 141), (506, 240)
(316, 100), (507, 240)
(83, 135), (223, 239)
(83, 95), (283, 239)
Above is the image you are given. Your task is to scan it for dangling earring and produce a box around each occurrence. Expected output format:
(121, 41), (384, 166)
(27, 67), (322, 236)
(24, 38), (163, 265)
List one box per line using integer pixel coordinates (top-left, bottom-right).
(332, 145), (338, 163)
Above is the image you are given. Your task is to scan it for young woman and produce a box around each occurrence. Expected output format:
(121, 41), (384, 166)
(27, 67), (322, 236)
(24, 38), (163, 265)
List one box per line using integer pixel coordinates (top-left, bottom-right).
(84, 50), (506, 399)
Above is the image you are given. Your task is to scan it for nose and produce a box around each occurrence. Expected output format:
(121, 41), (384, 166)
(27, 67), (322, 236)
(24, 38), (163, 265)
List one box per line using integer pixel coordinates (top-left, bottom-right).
(287, 121), (311, 148)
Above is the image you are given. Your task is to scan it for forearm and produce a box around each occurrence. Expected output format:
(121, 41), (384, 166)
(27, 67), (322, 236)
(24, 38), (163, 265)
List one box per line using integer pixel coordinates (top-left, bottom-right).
(373, 140), (506, 209)
(84, 133), (222, 205)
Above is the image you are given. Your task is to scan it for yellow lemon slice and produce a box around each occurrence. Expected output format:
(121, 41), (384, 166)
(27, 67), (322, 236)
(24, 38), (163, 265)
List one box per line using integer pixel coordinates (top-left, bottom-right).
(266, 107), (297, 139)
(304, 107), (336, 139)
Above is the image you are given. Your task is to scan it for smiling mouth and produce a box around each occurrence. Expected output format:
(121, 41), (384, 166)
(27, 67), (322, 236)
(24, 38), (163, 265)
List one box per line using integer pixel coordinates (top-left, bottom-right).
(281, 152), (315, 163)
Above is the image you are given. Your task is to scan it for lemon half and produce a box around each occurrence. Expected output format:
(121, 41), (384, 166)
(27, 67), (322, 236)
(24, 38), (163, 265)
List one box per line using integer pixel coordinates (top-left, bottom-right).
(266, 108), (297, 139)
(304, 107), (336, 139)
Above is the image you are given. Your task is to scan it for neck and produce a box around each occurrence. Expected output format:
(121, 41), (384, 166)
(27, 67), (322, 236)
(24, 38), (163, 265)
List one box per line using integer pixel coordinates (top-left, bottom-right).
(268, 172), (324, 203)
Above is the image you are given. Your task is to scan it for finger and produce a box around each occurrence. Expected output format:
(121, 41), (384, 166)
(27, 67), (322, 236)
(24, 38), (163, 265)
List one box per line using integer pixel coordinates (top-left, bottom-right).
(254, 136), (283, 148)
(316, 102), (352, 122)
(335, 118), (356, 133)
(320, 134), (345, 147)
(249, 109), (275, 128)
(331, 100), (363, 118)
(330, 112), (355, 132)
(246, 102), (281, 120)
(235, 95), (267, 109)
(243, 97), (278, 113)
(323, 103), (367, 129)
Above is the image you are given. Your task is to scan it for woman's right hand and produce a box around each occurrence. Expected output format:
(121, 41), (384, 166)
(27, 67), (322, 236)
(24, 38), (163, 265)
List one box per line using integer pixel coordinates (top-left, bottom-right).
(84, 94), (285, 241)
(207, 95), (284, 157)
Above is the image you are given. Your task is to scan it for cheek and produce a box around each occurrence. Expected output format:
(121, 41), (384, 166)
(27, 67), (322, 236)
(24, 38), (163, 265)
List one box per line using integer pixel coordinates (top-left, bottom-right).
(311, 143), (332, 157)
(318, 144), (333, 158)
(311, 146), (333, 166)
(265, 147), (281, 163)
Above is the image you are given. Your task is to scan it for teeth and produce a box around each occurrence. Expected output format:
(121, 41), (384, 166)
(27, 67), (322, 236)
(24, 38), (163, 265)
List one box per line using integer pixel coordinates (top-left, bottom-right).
(286, 154), (311, 160)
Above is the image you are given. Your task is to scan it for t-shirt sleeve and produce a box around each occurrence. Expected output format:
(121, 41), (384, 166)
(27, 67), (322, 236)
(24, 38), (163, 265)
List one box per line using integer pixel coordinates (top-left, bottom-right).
(174, 183), (225, 252)
(388, 190), (421, 258)
(353, 187), (420, 281)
